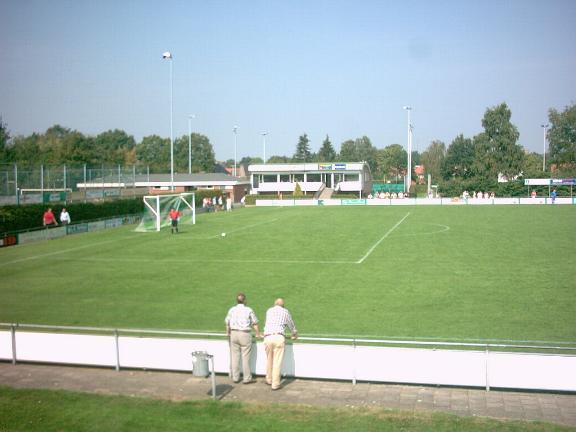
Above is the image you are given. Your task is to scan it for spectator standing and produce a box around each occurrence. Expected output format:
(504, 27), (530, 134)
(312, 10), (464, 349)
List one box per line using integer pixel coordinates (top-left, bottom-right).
(225, 293), (260, 384)
(59, 208), (71, 225)
(43, 208), (58, 227)
(550, 188), (557, 204)
(263, 298), (298, 390)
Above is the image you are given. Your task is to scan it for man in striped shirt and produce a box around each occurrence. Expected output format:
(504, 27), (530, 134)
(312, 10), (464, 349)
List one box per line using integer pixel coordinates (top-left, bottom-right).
(225, 293), (260, 384)
(263, 298), (298, 390)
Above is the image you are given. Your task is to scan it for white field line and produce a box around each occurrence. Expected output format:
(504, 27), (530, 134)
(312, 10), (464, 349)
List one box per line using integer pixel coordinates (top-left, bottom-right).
(356, 212), (411, 264)
(51, 256), (355, 265)
(391, 223), (450, 238)
(169, 217), (282, 240)
(0, 236), (141, 268)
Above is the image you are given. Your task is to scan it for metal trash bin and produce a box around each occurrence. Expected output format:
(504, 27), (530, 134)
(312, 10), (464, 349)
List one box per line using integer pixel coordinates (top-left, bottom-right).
(191, 351), (210, 377)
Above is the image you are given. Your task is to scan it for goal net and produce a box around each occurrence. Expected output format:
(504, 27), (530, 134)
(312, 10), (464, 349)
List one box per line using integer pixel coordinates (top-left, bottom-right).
(135, 193), (196, 232)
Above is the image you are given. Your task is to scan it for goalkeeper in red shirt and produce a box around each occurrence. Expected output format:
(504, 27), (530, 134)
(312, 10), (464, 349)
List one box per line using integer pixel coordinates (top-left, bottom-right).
(168, 208), (181, 234)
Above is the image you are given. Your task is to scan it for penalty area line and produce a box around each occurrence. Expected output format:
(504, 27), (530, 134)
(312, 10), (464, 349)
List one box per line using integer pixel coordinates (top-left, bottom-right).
(356, 212), (411, 264)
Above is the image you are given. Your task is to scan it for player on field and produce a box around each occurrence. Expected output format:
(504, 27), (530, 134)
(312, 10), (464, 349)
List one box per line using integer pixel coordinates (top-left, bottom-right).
(169, 208), (181, 234)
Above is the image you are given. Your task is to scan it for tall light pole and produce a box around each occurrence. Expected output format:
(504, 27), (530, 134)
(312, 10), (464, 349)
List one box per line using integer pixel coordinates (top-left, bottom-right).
(403, 106), (412, 194)
(261, 132), (268, 163)
(162, 51), (174, 190)
(233, 126), (238, 176)
(541, 124), (549, 172)
(188, 114), (195, 175)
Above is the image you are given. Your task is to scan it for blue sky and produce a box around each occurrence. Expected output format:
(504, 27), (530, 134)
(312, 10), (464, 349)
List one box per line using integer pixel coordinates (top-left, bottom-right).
(1, 0), (575, 161)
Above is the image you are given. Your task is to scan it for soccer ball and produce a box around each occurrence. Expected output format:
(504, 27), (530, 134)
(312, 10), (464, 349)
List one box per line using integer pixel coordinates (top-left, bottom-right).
(221, 232), (226, 237)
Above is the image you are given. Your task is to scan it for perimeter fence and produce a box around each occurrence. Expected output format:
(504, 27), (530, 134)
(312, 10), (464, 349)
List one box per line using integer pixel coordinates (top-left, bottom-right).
(1, 323), (575, 393)
(0, 163), (154, 206)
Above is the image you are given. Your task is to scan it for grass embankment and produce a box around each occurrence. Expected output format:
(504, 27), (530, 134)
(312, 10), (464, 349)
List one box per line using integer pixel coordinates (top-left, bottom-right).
(0, 386), (571, 432)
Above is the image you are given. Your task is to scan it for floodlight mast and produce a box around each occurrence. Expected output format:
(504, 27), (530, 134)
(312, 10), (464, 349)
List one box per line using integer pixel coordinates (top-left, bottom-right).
(162, 51), (174, 190)
(541, 124), (549, 172)
(403, 106), (413, 194)
(261, 132), (268, 163)
(233, 126), (238, 176)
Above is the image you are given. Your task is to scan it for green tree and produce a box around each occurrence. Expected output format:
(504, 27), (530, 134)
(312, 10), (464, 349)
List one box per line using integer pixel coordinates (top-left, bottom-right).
(136, 135), (170, 172)
(267, 155), (291, 163)
(473, 103), (523, 180)
(94, 129), (136, 165)
(522, 152), (545, 178)
(174, 133), (216, 173)
(548, 103), (576, 173)
(376, 144), (406, 181)
(411, 150), (421, 167)
(339, 136), (377, 173)
(0, 117), (11, 161)
(420, 140), (446, 184)
(442, 134), (475, 180)
(318, 135), (336, 162)
(239, 156), (263, 165)
(9, 134), (41, 164)
(293, 134), (311, 162)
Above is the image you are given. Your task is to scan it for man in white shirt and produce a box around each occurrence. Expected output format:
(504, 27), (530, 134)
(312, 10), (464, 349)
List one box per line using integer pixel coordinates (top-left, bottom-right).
(263, 298), (298, 390)
(59, 208), (71, 225)
(225, 293), (261, 384)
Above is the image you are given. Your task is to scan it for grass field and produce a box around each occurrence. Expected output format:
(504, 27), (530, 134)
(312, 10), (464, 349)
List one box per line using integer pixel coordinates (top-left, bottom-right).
(0, 387), (570, 432)
(1, 205), (575, 344)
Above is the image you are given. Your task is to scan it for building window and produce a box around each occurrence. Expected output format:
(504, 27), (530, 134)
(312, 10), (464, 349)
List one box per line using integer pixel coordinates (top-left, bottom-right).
(263, 174), (277, 183)
(293, 173), (304, 182)
(280, 174), (290, 182)
(307, 173), (321, 182)
(344, 174), (359, 181)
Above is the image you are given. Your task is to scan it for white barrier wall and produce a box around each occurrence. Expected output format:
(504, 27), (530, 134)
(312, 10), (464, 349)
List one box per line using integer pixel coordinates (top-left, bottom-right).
(255, 197), (575, 207)
(1, 330), (575, 392)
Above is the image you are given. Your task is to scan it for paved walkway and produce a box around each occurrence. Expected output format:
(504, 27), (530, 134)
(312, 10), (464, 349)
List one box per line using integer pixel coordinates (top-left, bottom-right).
(1, 362), (575, 428)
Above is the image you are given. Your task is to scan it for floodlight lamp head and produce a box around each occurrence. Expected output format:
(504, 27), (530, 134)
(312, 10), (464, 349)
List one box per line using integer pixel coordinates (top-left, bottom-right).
(233, 126), (238, 132)
(541, 124), (549, 128)
(162, 51), (173, 59)
(403, 106), (412, 110)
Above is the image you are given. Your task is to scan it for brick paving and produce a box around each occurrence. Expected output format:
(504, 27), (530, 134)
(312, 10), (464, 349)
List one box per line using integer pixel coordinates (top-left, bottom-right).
(1, 362), (575, 428)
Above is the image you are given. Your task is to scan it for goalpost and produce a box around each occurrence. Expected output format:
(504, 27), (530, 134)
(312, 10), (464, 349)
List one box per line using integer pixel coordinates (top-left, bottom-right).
(135, 192), (196, 232)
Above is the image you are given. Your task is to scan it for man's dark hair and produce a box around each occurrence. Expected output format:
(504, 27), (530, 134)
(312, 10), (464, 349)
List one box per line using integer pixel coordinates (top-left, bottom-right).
(237, 293), (246, 304)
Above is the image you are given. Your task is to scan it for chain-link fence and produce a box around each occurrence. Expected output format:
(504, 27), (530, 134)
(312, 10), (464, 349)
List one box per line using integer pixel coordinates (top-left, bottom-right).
(0, 164), (152, 206)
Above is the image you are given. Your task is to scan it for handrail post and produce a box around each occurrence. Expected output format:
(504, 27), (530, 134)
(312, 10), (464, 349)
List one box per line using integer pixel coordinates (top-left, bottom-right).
(114, 329), (120, 371)
(210, 355), (216, 400)
(11, 324), (17, 365)
(485, 344), (490, 392)
(352, 338), (356, 385)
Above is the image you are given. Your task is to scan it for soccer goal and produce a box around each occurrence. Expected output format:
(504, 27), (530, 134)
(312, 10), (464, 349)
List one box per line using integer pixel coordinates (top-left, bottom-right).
(135, 192), (196, 232)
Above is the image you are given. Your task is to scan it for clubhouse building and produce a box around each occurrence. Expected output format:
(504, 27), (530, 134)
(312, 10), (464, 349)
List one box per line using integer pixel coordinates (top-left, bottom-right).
(248, 162), (372, 198)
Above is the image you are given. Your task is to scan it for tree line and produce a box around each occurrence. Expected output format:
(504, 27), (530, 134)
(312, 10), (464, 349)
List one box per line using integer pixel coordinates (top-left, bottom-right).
(1, 102), (574, 194)
(0, 124), (216, 173)
(241, 102), (575, 195)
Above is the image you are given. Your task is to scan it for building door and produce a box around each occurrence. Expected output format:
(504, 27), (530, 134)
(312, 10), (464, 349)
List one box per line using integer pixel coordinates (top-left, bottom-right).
(322, 173), (332, 188)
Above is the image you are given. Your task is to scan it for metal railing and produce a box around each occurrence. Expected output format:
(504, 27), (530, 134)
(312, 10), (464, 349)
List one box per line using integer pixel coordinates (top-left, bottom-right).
(2, 323), (575, 392)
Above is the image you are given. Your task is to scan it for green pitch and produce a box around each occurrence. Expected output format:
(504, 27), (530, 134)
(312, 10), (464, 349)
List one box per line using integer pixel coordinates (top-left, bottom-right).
(1, 205), (575, 344)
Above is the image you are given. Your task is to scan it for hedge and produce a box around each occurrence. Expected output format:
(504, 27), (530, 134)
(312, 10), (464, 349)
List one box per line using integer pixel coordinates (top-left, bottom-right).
(0, 198), (144, 234)
(0, 189), (236, 234)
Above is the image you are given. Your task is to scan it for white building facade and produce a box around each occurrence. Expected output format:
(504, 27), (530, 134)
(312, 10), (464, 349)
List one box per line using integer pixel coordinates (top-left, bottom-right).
(249, 162), (372, 197)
